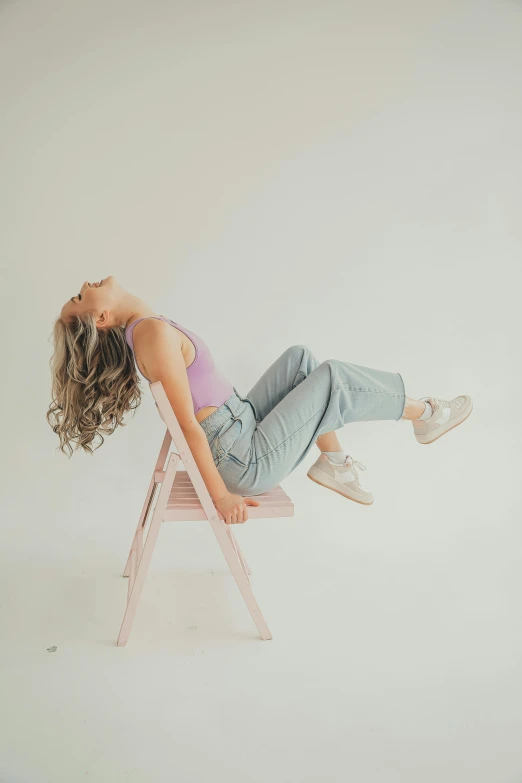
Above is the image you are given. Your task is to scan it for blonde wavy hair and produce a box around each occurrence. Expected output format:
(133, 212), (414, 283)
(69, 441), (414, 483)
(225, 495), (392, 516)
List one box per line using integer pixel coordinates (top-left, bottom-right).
(46, 312), (143, 457)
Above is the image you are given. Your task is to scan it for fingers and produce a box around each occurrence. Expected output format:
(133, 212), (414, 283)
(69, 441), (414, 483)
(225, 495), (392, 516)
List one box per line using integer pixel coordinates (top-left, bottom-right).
(236, 497), (261, 523)
(234, 503), (247, 524)
(223, 499), (253, 524)
(224, 508), (234, 525)
(229, 506), (241, 525)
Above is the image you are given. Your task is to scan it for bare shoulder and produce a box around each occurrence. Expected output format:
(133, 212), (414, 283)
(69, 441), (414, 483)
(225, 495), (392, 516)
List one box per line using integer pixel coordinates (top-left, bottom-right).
(130, 317), (198, 428)
(131, 317), (182, 346)
(131, 318), (183, 378)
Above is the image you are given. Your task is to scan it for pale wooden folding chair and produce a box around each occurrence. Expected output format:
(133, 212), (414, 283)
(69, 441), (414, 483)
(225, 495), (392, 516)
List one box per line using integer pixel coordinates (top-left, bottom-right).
(117, 380), (294, 646)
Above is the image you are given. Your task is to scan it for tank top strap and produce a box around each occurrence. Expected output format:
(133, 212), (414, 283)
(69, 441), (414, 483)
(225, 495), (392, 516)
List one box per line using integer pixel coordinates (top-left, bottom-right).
(125, 315), (172, 351)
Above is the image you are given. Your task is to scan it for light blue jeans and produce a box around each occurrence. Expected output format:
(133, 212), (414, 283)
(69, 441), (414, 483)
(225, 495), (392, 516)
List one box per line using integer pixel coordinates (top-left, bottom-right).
(199, 345), (406, 497)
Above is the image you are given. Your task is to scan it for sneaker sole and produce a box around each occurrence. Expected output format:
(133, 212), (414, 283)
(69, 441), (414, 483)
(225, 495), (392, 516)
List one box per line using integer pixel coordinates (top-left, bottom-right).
(306, 468), (374, 505)
(415, 399), (473, 444)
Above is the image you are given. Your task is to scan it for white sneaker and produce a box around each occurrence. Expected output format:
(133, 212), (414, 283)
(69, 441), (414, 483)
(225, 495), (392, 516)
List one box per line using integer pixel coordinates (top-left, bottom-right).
(412, 395), (473, 444)
(307, 453), (374, 505)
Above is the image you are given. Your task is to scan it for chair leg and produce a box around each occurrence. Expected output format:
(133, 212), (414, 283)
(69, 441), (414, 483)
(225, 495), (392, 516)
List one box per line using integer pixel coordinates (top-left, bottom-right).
(127, 542), (137, 602)
(123, 429), (171, 577)
(117, 452), (180, 646)
(230, 531), (252, 575)
(210, 517), (272, 640)
(123, 478), (156, 577)
(118, 518), (162, 646)
(135, 526), (144, 564)
(226, 528), (251, 581)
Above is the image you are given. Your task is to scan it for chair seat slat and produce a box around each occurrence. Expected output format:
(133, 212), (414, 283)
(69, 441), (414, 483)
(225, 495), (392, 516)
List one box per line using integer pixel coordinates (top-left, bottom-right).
(165, 470), (294, 519)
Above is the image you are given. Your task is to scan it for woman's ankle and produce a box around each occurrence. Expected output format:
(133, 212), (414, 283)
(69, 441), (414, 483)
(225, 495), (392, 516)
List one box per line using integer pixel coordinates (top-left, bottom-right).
(400, 397), (429, 421)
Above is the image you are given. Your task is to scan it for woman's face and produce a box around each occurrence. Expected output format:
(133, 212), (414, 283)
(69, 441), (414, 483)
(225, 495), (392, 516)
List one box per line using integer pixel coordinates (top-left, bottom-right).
(60, 275), (122, 325)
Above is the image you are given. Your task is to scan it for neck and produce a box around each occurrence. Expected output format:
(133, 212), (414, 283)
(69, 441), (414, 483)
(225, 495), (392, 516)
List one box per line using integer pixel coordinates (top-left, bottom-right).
(114, 294), (160, 330)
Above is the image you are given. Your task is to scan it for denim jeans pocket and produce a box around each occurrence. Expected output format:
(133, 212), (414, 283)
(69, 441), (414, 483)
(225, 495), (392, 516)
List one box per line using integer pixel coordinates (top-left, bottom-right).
(214, 418), (243, 465)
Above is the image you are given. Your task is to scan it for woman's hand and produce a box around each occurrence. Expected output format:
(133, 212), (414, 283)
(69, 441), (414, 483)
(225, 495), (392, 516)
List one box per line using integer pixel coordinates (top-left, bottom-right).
(213, 491), (260, 524)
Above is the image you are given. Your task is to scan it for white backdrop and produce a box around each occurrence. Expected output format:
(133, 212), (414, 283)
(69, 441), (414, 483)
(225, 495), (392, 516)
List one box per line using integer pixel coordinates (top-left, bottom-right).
(1, 1), (522, 782)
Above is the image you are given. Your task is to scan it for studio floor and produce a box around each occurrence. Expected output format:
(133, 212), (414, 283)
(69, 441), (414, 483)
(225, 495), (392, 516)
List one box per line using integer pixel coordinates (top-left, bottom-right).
(3, 413), (522, 782)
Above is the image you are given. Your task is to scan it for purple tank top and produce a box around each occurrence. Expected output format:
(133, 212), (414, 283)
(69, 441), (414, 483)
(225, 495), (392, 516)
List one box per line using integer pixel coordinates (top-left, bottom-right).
(125, 315), (234, 415)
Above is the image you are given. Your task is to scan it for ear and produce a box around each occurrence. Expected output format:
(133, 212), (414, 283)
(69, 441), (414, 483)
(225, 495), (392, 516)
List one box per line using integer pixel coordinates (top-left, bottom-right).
(95, 309), (111, 329)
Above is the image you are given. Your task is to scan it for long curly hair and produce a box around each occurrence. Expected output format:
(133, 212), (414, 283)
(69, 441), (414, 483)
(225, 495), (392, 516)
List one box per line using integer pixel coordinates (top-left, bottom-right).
(46, 312), (143, 457)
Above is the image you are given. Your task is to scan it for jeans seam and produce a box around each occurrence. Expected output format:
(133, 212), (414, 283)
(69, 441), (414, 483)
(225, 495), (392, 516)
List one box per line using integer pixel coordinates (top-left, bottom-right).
(331, 384), (403, 394)
(256, 403), (328, 462)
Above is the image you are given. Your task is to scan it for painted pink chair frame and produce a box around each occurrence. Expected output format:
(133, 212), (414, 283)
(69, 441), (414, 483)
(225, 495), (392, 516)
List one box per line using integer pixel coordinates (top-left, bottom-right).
(117, 380), (294, 646)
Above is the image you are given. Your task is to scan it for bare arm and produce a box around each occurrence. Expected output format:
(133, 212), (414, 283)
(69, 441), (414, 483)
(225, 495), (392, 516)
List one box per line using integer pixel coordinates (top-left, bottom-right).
(133, 319), (229, 501)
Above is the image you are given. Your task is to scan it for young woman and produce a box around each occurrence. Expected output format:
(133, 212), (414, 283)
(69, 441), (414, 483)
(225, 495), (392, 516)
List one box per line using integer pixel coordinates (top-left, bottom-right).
(48, 276), (473, 525)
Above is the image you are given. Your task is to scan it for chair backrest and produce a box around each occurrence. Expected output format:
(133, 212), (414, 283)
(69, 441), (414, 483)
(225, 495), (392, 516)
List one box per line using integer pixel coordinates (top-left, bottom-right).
(149, 381), (220, 524)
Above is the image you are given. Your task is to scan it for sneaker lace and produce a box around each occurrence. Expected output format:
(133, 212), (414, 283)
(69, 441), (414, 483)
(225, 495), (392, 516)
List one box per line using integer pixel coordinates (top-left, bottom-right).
(429, 396), (451, 409)
(345, 455), (366, 485)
